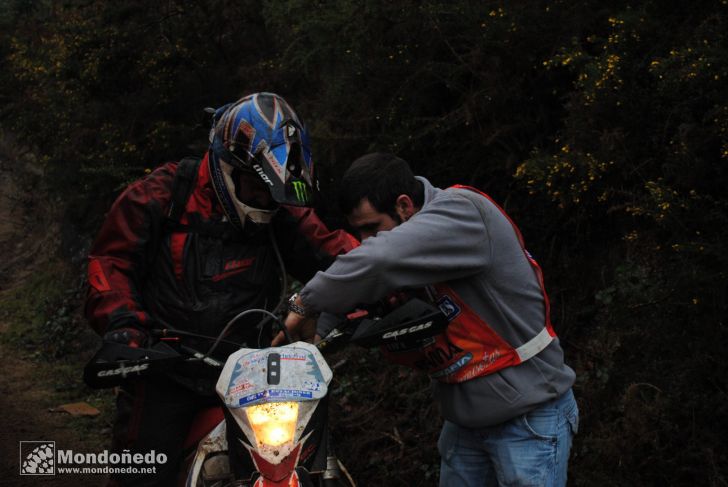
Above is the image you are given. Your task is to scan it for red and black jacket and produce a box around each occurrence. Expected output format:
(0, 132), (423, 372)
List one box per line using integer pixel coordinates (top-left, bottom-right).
(86, 153), (357, 346)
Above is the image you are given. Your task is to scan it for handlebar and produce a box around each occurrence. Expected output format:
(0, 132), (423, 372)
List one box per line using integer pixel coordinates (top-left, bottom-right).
(84, 298), (447, 390)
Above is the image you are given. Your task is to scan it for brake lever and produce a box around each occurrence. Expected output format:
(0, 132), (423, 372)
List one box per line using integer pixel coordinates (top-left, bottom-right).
(316, 308), (372, 352)
(147, 329), (227, 368)
(180, 345), (224, 368)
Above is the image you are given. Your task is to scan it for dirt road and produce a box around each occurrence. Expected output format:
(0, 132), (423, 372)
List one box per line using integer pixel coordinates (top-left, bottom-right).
(0, 333), (108, 487)
(0, 141), (108, 486)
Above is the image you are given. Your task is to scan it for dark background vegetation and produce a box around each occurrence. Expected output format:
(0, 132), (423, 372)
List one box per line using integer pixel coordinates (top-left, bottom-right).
(1, 1), (727, 485)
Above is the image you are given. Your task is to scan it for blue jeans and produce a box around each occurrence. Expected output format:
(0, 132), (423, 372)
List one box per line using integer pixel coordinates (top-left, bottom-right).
(438, 389), (578, 487)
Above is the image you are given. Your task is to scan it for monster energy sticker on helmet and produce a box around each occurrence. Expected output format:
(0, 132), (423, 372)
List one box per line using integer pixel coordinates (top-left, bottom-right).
(292, 181), (309, 203)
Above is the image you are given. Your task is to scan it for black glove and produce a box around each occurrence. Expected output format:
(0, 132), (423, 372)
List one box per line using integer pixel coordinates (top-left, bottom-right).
(103, 327), (148, 348)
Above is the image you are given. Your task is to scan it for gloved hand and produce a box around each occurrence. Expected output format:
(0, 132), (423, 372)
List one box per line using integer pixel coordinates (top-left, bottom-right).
(103, 327), (148, 348)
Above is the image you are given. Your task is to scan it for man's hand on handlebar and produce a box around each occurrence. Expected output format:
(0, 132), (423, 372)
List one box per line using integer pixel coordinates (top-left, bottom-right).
(271, 293), (319, 346)
(271, 311), (317, 346)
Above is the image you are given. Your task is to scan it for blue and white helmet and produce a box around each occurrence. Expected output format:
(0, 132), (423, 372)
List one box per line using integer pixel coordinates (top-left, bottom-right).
(208, 93), (316, 226)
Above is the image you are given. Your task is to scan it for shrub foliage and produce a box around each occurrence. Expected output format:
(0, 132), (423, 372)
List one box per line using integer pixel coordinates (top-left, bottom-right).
(2, 1), (727, 485)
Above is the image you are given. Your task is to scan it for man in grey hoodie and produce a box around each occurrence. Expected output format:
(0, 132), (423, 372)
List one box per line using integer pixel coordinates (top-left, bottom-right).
(276, 152), (578, 487)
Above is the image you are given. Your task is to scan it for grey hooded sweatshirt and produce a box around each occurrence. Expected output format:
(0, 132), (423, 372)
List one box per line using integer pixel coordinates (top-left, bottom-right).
(301, 177), (575, 427)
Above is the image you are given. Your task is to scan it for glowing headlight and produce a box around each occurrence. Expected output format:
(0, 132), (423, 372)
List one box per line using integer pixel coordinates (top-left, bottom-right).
(245, 401), (299, 447)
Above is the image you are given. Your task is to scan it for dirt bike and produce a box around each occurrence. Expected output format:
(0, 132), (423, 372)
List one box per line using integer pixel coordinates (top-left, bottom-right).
(83, 298), (447, 487)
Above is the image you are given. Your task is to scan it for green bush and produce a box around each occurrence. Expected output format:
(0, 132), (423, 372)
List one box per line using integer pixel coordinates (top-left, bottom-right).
(2, 1), (727, 484)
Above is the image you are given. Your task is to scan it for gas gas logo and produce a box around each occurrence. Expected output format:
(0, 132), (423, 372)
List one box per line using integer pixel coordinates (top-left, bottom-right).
(382, 321), (433, 339)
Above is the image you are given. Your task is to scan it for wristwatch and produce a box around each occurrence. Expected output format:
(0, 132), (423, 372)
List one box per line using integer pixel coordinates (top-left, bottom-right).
(288, 293), (315, 318)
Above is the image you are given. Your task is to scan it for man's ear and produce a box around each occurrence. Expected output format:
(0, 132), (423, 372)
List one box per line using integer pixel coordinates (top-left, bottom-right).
(394, 194), (416, 222)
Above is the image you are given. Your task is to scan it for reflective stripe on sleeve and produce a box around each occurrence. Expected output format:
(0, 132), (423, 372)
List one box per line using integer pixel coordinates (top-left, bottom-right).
(515, 327), (554, 363)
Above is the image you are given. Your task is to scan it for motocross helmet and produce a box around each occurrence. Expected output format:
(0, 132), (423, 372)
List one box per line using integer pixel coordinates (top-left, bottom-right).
(208, 92), (316, 227)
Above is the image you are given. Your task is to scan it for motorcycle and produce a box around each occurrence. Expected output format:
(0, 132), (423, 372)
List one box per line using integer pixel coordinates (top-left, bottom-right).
(84, 298), (447, 486)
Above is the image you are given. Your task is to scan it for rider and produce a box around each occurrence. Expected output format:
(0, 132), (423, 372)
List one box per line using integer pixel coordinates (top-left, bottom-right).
(85, 93), (357, 486)
(278, 153), (578, 487)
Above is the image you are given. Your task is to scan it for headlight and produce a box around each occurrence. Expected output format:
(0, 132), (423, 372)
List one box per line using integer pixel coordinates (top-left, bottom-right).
(245, 401), (299, 447)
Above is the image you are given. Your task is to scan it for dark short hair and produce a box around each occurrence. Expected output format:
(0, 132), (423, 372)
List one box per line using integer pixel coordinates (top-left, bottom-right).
(338, 153), (424, 217)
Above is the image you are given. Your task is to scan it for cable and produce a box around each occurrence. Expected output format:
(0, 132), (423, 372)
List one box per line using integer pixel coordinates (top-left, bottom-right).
(203, 224), (292, 360)
(255, 223), (290, 347)
(268, 223), (288, 316)
(202, 308), (282, 360)
(152, 328), (245, 348)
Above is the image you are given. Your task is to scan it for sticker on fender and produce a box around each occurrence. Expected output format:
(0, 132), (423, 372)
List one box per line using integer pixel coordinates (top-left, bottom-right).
(225, 346), (329, 407)
(269, 389), (314, 400)
(237, 389), (314, 406)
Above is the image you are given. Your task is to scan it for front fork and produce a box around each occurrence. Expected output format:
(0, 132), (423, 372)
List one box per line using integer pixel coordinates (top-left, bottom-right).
(192, 400), (355, 487)
(246, 432), (354, 486)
